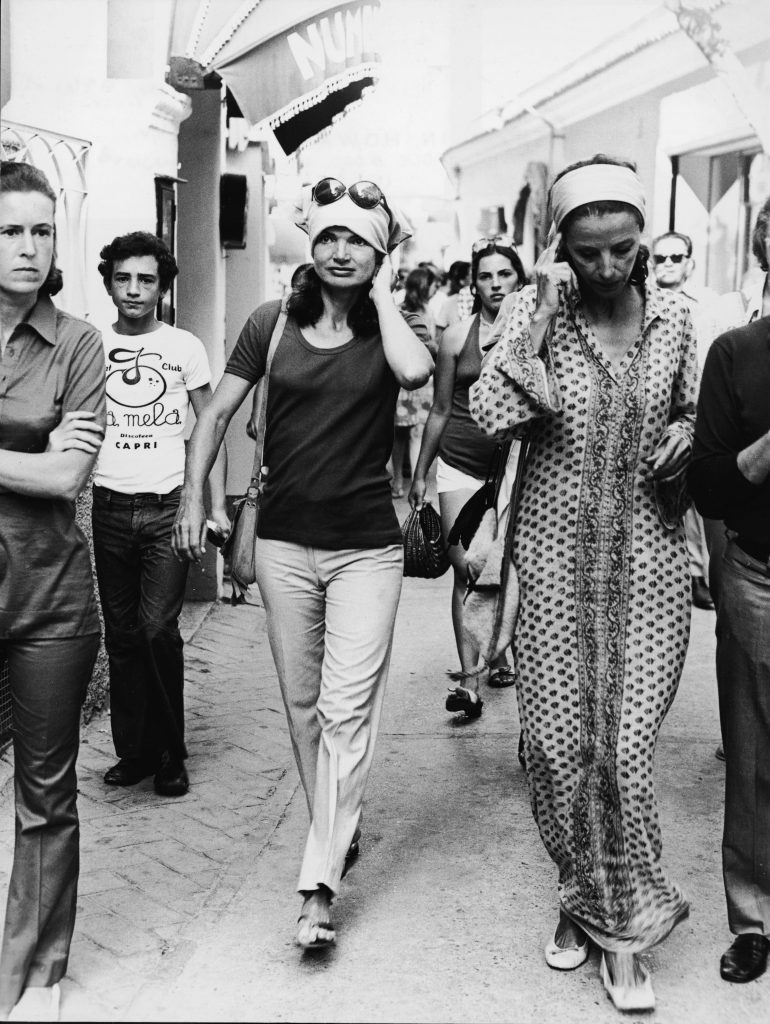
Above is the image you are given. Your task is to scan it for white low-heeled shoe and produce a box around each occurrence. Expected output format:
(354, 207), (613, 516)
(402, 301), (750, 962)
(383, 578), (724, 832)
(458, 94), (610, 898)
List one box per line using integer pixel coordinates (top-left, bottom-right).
(600, 954), (655, 1012)
(8, 982), (61, 1022)
(545, 933), (590, 970)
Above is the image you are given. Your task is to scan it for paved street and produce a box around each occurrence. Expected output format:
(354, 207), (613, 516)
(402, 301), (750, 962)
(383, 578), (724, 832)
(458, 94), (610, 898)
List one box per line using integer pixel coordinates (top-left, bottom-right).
(0, 506), (765, 1023)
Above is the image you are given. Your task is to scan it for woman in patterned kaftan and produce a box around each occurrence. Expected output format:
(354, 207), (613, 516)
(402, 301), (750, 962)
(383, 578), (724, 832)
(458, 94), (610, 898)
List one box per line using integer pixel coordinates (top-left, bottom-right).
(470, 156), (697, 1013)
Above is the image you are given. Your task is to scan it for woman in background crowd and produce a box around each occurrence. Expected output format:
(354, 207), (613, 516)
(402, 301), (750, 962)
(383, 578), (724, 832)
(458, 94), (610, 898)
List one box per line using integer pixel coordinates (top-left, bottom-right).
(173, 176), (432, 951)
(390, 266), (438, 497)
(435, 259), (473, 342)
(471, 155), (696, 1012)
(409, 240), (526, 718)
(0, 161), (105, 1022)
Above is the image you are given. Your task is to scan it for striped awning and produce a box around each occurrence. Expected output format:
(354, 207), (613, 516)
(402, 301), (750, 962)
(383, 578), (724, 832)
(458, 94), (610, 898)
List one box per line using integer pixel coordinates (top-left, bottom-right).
(168, 0), (381, 155)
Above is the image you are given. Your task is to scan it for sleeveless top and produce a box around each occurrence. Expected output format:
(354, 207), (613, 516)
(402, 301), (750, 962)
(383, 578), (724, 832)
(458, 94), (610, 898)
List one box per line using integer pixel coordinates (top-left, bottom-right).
(437, 314), (500, 480)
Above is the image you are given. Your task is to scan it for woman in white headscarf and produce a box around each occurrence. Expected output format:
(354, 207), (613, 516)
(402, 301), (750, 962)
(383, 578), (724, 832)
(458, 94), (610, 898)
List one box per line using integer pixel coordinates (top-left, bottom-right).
(470, 155), (696, 1012)
(173, 177), (432, 950)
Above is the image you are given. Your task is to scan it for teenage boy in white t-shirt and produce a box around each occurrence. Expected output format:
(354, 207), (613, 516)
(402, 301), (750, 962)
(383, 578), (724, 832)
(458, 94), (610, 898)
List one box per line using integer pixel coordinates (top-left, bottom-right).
(92, 231), (228, 797)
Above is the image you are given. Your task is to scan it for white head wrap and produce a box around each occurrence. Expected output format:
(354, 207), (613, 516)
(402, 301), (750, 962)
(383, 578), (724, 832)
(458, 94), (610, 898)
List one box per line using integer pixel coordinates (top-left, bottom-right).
(293, 184), (411, 255)
(549, 163), (646, 232)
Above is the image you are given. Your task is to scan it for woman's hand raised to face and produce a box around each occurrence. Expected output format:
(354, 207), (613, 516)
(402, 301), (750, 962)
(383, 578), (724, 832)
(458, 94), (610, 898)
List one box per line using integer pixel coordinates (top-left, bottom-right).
(369, 253), (394, 306)
(45, 410), (104, 455)
(534, 232), (579, 320)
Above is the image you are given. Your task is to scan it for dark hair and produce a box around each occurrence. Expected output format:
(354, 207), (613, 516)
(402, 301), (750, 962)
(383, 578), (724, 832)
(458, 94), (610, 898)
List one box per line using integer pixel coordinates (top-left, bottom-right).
(1, 160), (63, 296)
(469, 244), (526, 314)
(551, 153), (648, 284)
(290, 262), (313, 289)
(401, 267), (436, 313)
(652, 231), (693, 258)
(286, 265), (380, 335)
(446, 260), (470, 295)
(751, 196), (770, 272)
(552, 154), (645, 234)
(98, 231), (179, 292)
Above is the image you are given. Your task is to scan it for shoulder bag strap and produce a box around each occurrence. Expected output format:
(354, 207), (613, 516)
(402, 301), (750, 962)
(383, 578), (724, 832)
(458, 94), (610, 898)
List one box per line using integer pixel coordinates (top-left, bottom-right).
(490, 440), (512, 507)
(248, 303), (287, 489)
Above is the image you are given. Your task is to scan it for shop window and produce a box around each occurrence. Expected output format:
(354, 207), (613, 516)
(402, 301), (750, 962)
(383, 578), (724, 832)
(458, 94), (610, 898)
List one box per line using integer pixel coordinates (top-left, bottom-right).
(670, 145), (769, 293)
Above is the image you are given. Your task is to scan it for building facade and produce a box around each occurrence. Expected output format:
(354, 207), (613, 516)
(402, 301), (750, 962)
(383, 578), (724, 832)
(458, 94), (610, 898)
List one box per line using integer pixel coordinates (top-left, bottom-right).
(440, 1), (770, 292)
(2, 0), (381, 596)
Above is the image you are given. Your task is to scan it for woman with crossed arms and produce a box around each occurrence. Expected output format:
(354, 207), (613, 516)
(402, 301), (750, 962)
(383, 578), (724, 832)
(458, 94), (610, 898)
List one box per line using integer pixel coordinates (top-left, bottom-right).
(0, 161), (105, 1022)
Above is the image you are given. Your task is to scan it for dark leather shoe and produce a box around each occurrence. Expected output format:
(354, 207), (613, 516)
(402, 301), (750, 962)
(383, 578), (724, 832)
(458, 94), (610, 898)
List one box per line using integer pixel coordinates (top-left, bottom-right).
(341, 839), (360, 879)
(154, 754), (189, 797)
(720, 934), (770, 983)
(692, 575), (715, 610)
(104, 758), (154, 786)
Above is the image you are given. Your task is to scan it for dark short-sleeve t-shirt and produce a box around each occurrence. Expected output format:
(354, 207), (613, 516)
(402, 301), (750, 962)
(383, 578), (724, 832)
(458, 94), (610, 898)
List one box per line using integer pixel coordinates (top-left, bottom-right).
(226, 300), (428, 549)
(0, 296), (106, 639)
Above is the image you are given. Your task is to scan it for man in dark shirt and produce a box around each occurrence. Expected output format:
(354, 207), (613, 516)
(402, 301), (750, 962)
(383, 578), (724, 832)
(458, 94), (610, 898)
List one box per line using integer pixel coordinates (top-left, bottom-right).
(689, 316), (770, 985)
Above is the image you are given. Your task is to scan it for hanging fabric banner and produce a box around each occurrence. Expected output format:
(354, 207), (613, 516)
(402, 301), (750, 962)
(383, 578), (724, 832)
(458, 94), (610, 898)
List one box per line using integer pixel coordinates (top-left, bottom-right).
(215, 0), (381, 154)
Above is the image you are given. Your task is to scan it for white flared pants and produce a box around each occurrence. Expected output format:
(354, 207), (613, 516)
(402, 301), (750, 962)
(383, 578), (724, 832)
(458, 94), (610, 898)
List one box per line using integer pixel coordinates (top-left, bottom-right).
(254, 538), (403, 895)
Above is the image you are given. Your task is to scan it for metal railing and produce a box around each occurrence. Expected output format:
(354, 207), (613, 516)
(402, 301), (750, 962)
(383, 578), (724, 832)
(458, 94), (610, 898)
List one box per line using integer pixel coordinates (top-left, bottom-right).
(1, 121), (91, 318)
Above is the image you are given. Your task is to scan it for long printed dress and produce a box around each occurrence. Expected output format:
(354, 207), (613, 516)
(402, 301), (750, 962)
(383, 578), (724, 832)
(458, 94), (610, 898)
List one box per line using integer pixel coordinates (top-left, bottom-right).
(469, 280), (697, 952)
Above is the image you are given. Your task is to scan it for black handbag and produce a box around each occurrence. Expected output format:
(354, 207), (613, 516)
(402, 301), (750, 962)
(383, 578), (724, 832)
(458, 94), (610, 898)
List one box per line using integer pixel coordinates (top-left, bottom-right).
(401, 501), (450, 578)
(446, 442), (511, 550)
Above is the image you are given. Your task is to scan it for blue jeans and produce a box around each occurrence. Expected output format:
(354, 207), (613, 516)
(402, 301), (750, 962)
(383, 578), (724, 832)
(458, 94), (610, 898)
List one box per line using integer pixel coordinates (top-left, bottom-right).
(92, 485), (189, 765)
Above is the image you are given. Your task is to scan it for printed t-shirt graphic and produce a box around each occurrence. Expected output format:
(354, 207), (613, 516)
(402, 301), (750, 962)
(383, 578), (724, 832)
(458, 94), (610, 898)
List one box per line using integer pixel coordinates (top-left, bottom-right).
(94, 323), (211, 494)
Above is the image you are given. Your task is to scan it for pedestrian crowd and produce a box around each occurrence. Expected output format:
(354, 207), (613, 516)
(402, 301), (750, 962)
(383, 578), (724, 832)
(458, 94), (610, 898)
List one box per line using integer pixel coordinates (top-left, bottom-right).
(0, 152), (768, 1021)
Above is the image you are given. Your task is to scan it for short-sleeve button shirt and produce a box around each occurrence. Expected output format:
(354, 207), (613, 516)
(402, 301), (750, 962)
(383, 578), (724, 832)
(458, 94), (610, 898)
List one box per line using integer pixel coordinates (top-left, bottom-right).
(0, 295), (106, 639)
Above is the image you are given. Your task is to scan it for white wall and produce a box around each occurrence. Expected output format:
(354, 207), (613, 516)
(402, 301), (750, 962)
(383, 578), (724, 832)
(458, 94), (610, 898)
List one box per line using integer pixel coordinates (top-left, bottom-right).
(445, 35), (770, 281)
(3, 0), (185, 323)
(172, 87), (228, 600)
(452, 139), (551, 271)
(177, 89), (227, 374)
(223, 142), (270, 495)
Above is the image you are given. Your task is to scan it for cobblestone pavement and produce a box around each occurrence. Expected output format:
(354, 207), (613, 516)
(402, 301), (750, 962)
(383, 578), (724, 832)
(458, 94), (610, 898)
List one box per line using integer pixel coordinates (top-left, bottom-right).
(0, 593), (298, 1022)
(0, 553), (765, 1022)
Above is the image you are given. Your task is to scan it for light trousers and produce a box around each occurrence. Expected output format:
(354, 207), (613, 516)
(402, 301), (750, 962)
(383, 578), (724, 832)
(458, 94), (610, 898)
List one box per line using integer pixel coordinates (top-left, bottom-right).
(716, 540), (770, 937)
(254, 538), (403, 895)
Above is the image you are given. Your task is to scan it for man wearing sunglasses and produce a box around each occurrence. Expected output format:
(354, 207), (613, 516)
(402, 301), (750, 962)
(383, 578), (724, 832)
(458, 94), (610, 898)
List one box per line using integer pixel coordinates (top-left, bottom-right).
(652, 231), (742, 358)
(652, 231), (694, 288)
(652, 231), (743, 613)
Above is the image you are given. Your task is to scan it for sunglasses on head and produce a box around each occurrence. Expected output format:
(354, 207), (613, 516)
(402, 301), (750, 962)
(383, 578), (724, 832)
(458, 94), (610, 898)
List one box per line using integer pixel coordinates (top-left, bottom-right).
(311, 177), (386, 211)
(472, 235), (517, 254)
(653, 253), (687, 265)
